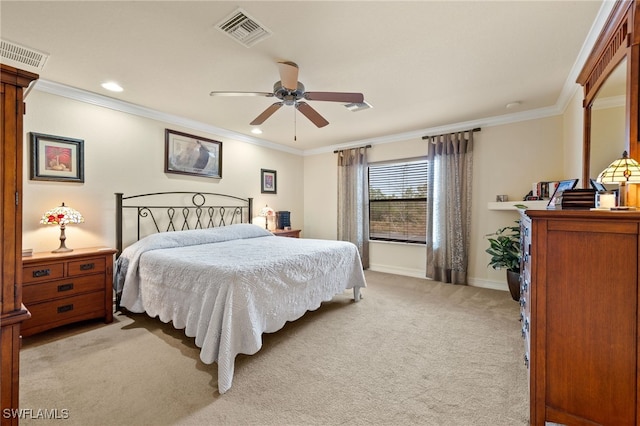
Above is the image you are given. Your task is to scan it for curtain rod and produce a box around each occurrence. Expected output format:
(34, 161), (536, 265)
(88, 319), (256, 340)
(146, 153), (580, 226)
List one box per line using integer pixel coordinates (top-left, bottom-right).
(421, 127), (481, 140)
(333, 144), (372, 154)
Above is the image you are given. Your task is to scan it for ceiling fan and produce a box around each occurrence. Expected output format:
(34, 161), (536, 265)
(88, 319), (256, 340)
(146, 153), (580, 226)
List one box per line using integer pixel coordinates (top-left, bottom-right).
(210, 61), (364, 128)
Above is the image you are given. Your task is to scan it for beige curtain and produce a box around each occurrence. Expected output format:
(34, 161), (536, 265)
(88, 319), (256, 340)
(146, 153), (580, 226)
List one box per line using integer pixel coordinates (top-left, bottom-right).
(337, 147), (369, 269)
(426, 131), (474, 284)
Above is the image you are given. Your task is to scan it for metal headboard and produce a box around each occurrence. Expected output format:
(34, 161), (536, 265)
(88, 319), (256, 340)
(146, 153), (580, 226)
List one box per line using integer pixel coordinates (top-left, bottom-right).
(115, 191), (253, 257)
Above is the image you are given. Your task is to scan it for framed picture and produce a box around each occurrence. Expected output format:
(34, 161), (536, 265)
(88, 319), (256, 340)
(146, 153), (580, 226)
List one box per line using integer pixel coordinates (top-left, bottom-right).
(547, 178), (579, 208)
(165, 129), (222, 178)
(30, 132), (84, 182)
(589, 178), (607, 192)
(261, 169), (277, 194)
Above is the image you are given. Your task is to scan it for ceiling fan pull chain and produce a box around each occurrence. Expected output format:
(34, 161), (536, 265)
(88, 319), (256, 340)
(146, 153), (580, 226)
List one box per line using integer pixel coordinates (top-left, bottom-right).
(294, 102), (297, 141)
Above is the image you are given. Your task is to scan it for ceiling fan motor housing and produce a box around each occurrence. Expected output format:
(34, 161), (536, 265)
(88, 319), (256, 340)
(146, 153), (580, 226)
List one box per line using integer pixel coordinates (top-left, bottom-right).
(274, 80), (305, 105)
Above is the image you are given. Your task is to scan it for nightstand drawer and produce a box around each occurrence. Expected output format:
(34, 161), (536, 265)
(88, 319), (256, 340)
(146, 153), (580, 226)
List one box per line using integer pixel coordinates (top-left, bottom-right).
(21, 291), (106, 336)
(23, 263), (64, 284)
(21, 247), (117, 336)
(68, 257), (106, 277)
(23, 274), (104, 304)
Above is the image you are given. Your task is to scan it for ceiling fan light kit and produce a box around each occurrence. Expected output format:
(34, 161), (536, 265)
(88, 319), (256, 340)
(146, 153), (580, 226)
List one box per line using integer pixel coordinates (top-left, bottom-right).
(210, 61), (365, 130)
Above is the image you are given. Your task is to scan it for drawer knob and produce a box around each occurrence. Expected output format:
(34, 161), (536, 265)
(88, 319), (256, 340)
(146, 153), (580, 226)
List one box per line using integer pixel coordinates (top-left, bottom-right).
(57, 304), (74, 314)
(57, 283), (74, 292)
(32, 268), (51, 278)
(79, 263), (95, 271)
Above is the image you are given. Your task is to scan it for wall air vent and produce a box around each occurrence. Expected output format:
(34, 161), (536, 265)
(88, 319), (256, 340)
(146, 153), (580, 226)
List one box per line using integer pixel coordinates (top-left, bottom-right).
(1, 40), (49, 72)
(345, 101), (373, 112)
(215, 8), (272, 48)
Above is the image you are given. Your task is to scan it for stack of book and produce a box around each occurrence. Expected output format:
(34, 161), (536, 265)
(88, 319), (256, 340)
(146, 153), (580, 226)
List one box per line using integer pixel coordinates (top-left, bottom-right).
(22, 248), (33, 257)
(533, 181), (560, 199)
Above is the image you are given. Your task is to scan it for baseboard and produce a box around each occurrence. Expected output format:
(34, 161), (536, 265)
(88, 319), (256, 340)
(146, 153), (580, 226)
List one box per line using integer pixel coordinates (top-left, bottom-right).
(368, 263), (509, 293)
(467, 277), (509, 292)
(368, 264), (428, 279)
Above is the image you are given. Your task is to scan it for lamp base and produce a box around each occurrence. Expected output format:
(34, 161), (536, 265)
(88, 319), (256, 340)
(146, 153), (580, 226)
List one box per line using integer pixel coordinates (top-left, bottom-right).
(52, 224), (73, 253)
(52, 246), (73, 254)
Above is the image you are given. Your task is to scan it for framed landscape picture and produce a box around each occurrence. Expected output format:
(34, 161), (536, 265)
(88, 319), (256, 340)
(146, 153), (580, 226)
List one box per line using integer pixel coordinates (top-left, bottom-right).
(261, 169), (277, 194)
(30, 132), (84, 182)
(165, 129), (222, 178)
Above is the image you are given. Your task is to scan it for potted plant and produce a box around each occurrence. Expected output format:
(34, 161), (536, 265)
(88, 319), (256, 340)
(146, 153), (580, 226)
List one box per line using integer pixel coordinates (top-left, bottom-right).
(485, 222), (521, 301)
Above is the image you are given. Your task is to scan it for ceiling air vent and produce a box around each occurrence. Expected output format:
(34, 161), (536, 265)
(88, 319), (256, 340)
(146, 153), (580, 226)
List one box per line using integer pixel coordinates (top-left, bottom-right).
(1, 39), (49, 72)
(345, 101), (373, 112)
(216, 8), (272, 48)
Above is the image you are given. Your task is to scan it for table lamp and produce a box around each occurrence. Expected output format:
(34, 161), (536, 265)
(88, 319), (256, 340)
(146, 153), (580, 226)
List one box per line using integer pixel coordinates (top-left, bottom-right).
(259, 205), (275, 230)
(597, 151), (640, 207)
(40, 202), (84, 253)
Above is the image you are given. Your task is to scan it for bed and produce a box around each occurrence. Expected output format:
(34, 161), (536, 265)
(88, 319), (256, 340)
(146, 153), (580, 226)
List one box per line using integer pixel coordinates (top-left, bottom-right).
(113, 191), (366, 394)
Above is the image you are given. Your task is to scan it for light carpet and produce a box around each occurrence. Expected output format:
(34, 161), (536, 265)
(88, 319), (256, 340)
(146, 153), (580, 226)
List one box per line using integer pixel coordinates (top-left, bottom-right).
(19, 270), (528, 425)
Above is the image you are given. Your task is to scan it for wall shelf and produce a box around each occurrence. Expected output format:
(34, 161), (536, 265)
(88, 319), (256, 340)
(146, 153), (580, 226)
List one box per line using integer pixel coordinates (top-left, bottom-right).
(487, 200), (548, 210)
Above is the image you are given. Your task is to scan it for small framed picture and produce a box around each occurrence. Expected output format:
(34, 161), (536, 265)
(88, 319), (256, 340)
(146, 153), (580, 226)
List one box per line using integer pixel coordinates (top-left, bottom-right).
(261, 169), (277, 194)
(165, 129), (222, 178)
(30, 132), (84, 182)
(547, 178), (579, 209)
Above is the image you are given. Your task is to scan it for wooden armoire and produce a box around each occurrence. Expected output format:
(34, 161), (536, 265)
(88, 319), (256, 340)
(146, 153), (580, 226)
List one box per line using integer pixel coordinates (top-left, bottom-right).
(1, 64), (38, 424)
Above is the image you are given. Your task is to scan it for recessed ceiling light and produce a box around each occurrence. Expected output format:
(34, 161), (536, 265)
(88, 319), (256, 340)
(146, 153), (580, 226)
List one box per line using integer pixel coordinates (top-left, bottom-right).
(101, 81), (123, 92)
(251, 128), (262, 134)
(506, 101), (521, 109)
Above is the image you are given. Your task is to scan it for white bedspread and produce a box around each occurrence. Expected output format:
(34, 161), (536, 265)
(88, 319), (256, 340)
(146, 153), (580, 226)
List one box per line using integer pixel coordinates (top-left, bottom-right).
(115, 224), (366, 394)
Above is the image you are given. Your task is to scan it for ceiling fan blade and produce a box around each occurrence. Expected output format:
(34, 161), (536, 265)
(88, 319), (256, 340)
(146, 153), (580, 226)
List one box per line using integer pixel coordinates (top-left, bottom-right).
(210, 91), (274, 97)
(296, 102), (329, 128)
(304, 91), (364, 103)
(250, 102), (283, 125)
(277, 61), (299, 91)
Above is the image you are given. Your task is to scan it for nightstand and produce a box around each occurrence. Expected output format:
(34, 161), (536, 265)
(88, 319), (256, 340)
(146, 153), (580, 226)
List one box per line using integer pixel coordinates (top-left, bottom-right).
(21, 247), (117, 337)
(272, 229), (301, 238)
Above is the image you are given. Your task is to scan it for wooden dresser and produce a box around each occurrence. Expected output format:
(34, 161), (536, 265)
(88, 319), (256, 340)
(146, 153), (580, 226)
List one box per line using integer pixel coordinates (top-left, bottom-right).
(21, 247), (117, 337)
(520, 208), (640, 425)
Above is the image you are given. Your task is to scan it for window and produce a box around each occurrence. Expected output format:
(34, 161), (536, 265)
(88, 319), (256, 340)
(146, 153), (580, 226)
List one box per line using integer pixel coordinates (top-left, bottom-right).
(368, 159), (427, 243)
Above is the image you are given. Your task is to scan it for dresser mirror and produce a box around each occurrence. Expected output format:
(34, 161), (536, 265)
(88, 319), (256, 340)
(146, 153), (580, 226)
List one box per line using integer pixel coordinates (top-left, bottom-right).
(578, 0), (638, 200)
(589, 57), (627, 183)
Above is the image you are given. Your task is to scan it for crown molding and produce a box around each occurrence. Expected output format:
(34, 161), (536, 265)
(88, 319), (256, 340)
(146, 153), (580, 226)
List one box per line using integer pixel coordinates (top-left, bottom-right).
(32, 79), (304, 156)
(305, 105), (565, 157)
(32, 78), (567, 158)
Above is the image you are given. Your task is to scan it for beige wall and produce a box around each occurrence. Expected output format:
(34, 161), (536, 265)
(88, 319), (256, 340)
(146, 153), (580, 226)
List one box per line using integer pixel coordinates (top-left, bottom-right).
(22, 90), (303, 253)
(23, 85), (588, 292)
(304, 114), (570, 289)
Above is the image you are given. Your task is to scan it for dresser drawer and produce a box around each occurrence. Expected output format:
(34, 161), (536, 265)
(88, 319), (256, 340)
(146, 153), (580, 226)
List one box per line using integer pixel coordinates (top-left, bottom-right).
(23, 263), (65, 284)
(21, 291), (106, 336)
(23, 274), (104, 304)
(68, 257), (106, 277)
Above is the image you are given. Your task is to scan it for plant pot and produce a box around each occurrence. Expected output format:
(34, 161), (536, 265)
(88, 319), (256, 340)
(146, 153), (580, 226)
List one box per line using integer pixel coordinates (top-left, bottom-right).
(506, 270), (520, 302)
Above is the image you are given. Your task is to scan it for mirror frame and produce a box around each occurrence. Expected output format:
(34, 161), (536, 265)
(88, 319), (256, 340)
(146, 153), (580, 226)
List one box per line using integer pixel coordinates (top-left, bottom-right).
(577, 0), (640, 204)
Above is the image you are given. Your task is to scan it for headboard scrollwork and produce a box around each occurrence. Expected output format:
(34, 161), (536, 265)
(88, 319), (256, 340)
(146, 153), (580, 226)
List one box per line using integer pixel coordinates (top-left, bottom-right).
(115, 191), (253, 256)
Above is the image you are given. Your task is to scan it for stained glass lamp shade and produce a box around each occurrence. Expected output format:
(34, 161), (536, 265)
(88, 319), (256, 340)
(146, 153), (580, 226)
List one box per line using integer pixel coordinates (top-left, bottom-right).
(597, 151), (640, 206)
(40, 202), (84, 253)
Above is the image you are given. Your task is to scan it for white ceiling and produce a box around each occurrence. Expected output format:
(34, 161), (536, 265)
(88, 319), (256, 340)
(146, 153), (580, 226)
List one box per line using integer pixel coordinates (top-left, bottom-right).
(1, 1), (607, 153)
